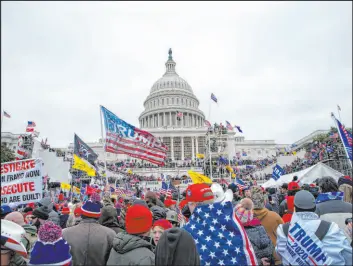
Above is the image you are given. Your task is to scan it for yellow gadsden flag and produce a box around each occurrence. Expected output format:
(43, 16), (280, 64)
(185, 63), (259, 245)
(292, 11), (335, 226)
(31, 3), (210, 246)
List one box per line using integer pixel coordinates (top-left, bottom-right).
(73, 186), (80, 194)
(72, 154), (96, 177)
(61, 182), (71, 190)
(188, 170), (212, 184)
(196, 153), (205, 159)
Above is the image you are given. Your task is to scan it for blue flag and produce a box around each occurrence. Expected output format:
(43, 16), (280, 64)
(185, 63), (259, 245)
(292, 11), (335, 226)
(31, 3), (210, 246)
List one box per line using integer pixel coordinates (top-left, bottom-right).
(183, 201), (257, 266)
(235, 178), (247, 190)
(334, 116), (352, 161)
(272, 164), (285, 181)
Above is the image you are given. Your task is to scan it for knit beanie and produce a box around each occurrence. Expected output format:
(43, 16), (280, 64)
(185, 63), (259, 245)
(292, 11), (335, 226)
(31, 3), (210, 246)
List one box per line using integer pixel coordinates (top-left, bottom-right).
(29, 221), (72, 265)
(250, 186), (265, 209)
(125, 205), (153, 235)
(32, 206), (49, 220)
(81, 193), (101, 218)
(153, 219), (173, 230)
(155, 227), (200, 266)
(234, 198), (254, 225)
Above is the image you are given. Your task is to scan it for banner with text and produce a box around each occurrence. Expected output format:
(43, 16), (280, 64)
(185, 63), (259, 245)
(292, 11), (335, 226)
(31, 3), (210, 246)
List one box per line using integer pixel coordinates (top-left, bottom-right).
(1, 158), (43, 205)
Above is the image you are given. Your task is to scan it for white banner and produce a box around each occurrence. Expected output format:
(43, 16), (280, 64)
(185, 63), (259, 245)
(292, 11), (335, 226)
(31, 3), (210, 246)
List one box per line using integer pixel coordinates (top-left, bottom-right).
(1, 158), (43, 205)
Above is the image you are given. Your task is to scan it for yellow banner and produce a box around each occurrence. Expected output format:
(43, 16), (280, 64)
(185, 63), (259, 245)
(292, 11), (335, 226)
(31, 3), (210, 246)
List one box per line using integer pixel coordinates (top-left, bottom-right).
(61, 182), (71, 190)
(292, 151), (297, 155)
(188, 170), (212, 184)
(127, 169), (133, 174)
(196, 153), (205, 159)
(231, 173), (236, 179)
(226, 165), (233, 173)
(73, 186), (80, 194)
(72, 154), (96, 177)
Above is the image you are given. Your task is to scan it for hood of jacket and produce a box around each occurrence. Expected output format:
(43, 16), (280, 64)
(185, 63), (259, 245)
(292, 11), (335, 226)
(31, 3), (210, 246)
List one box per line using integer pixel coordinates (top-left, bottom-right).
(22, 224), (37, 235)
(253, 208), (269, 220)
(99, 205), (120, 228)
(112, 231), (152, 254)
(102, 196), (114, 207)
(39, 197), (54, 212)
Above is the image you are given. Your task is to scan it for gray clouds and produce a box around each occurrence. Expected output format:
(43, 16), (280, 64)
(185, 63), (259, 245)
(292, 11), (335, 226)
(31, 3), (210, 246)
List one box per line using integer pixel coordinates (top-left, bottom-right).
(1, 1), (351, 147)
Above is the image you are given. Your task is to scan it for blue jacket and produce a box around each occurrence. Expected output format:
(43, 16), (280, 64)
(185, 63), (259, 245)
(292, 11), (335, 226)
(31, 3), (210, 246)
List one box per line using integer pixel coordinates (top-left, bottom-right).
(276, 212), (352, 265)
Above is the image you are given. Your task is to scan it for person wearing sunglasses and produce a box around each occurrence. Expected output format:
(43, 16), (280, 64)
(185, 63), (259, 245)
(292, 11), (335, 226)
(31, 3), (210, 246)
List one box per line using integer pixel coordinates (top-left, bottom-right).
(1, 220), (27, 266)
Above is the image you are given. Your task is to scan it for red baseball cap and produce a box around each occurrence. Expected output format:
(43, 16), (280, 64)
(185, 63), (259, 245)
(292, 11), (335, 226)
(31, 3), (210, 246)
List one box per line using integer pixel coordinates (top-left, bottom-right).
(164, 199), (177, 208)
(185, 183), (214, 203)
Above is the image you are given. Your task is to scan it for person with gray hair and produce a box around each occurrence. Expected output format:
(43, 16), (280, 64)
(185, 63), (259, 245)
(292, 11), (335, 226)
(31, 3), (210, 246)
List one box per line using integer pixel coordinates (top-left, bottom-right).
(315, 176), (352, 234)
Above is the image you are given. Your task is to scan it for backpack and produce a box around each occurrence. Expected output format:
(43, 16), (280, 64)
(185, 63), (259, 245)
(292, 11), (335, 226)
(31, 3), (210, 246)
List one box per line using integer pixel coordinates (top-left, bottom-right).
(282, 220), (331, 241)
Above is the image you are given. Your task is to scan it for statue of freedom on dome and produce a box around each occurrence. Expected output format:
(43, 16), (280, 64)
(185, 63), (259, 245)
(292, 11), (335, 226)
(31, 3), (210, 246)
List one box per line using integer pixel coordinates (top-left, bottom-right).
(168, 48), (173, 60)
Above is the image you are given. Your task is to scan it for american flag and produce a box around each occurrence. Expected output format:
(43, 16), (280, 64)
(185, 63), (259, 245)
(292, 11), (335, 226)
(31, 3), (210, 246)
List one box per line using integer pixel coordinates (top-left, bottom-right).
(115, 187), (134, 197)
(101, 106), (167, 166)
(235, 178), (247, 190)
(27, 121), (36, 127)
(176, 111), (183, 118)
(211, 93), (218, 103)
(176, 206), (184, 224)
(334, 115), (352, 161)
(26, 127), (34, 132)
(159, 181), (172, 197)
(183, 201), (257, 266)
(3, 111), (11, 118)
(204, 120), (211, 128)
(329, 132), (339, 139)
(225, 121), (233, 131)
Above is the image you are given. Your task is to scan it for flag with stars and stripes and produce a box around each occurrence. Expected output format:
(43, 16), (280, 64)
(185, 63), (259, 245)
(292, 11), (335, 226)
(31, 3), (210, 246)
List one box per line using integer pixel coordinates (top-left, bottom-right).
(183, 201), (257, 266)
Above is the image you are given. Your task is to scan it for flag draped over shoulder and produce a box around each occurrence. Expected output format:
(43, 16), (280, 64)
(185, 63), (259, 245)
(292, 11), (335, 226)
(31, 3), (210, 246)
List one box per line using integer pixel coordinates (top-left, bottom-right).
(183, 201), (257, 266)
(74, 134), (98, 165)
(101, 106), (167, 166)
(72, 154), (96, 177)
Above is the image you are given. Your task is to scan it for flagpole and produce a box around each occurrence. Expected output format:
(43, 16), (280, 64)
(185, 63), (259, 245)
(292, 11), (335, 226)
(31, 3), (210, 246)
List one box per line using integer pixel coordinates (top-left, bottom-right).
(1, 109), (3, 131)
(331, 113), (352, 168)
(99, 106), (108, 187)
(208, 99), (213, 180)
(337, 105), (342, 124)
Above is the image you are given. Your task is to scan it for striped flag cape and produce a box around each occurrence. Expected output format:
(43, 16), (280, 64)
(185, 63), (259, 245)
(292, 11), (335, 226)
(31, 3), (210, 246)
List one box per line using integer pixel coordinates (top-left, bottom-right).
(183, 201), (257, 265)
(101, 106), (167, 166)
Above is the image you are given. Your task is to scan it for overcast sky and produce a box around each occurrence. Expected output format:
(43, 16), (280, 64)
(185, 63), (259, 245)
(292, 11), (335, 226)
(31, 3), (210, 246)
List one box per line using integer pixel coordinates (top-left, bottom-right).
(1, 1), (352, 147)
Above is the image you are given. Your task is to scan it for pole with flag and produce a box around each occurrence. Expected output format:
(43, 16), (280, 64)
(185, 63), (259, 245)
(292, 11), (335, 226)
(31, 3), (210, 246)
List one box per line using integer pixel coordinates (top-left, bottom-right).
(99, 105), (108, 186)
(1, 110), (11, 130)
(331, 112), (352, 168)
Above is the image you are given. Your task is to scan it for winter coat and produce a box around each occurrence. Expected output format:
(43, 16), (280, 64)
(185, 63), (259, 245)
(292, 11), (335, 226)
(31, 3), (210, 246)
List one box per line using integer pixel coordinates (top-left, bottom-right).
(99, 197), (124, 234)
(107, 231), (155, 266)
(10, 253), (27, 266)
(244, 218), (274, 265)
(39, 197), (60, 225)
(62, 218), (115, 266)
(268, 193), (280, 214)
(253, 208), (283, 265)
(22, 224), (37, 253)
(60, 214), (69, 229)
(315, 197), (352, 231)
(339, 183), (352, 204)
(276, 212), (352, 266)
(279, 199), (287, 217)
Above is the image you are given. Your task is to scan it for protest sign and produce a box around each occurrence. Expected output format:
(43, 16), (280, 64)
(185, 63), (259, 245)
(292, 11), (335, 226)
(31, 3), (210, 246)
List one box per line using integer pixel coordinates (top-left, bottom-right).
(1, 158), (43, 205)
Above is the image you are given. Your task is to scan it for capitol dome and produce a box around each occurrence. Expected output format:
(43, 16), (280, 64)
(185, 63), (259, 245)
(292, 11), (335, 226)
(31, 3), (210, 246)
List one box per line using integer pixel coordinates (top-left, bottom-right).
(139, 49), (205, 130)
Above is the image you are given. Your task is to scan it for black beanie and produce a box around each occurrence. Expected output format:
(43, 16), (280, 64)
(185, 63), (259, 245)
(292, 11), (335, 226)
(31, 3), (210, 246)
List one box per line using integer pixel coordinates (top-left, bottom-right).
(155, 227), (200, 266)
(32, 206), (49, 220)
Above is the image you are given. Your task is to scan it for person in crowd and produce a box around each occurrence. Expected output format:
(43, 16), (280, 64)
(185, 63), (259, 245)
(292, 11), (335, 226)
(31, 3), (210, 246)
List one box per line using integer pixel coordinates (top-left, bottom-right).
(107, 204), (155, 265)
(184, 183), (214, 215)
(152, 219), (172, 246)
(266, 187), (279, 214)
(145, 191), (165, 209)
(65, 213), (77, 228)
(276, 190), (352, 265)
(30, 205), (50, 230)
(164, 198), (177, 211)
(99, 196), (124, 234)
(155, 227), (200, 266)
(37, 197), (60, 225)
(244, 187), (252, 198)
(166, 210), (180, 227)
(235, 198), (274, 266)
(338, 175), (352, 203)
(62, 193), (115, 266)
(278, 183), (288, 205)
(315, 176), (352, 230)
(1, 205), (12, 219)
(228, 183), (241, 205)
(279, 181), (300, 217)
(1, 220), (27, 266)
(59, 206), (70, 229)
(251, 186), (283, 265)
(4, 211), (37, 254)
(29, 221), (72, 265)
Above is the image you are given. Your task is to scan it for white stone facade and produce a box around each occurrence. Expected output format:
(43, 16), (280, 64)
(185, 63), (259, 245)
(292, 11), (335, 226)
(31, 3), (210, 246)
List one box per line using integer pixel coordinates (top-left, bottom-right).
(1, 132), (21, 152)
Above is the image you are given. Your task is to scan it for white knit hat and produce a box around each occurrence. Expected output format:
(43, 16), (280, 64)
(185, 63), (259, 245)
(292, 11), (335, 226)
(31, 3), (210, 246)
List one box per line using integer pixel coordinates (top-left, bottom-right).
(1, 220), (27, 257)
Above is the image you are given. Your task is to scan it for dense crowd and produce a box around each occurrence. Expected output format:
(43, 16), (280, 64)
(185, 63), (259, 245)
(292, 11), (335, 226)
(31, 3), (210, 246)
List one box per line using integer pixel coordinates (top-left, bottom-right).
(1, 174), (352, 266)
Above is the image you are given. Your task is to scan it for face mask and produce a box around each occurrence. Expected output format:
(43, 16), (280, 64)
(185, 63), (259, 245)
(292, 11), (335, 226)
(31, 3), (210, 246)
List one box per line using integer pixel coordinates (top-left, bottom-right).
(181, 204), (191, 218)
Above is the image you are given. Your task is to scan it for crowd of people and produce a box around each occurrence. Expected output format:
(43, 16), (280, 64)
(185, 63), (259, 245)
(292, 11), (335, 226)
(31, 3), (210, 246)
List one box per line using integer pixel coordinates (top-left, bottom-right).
(1, 173), (352, 266)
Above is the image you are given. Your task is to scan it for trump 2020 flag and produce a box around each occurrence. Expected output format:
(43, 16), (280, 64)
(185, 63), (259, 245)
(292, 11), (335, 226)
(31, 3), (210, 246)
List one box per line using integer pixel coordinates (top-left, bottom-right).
(272, 164), (286, 181)
(333, 114), (352, 161)
(74, 134), (98, 165)
(101, 106), (167, 166)
(183, 201), (257, 266)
